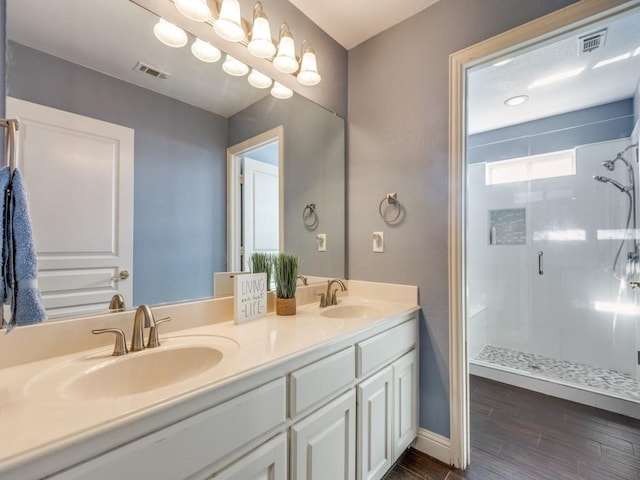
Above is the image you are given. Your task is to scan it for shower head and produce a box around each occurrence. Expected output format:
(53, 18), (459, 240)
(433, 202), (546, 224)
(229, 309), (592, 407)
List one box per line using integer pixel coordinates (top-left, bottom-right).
(602, 159), (616, 171)
(593, 175), (629, 193)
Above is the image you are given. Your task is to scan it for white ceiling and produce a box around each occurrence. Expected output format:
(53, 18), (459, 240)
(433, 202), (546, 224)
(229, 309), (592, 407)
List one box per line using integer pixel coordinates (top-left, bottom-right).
(289, 0), (441, 49)
(468, 9), (640, 134)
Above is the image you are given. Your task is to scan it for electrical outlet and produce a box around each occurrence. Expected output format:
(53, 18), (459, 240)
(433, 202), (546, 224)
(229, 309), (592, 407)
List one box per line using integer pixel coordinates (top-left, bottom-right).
(373, 232), (384, 253)
(316, 233), (327, 252)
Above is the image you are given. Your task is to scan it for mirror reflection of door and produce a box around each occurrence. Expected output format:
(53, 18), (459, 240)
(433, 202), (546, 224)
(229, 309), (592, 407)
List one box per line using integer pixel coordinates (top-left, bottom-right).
(227, 126), (284, 273)
(242, 152), (279, 271)
(6, 97), (134, 319)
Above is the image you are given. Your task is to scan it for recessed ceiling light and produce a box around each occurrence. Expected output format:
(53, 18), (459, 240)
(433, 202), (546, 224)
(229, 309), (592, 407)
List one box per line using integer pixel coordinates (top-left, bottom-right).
(528, 67), (585, 89)
(493, 58), (513, 67)
(504, 95), (529, 106)
(593, 52), (631, 68)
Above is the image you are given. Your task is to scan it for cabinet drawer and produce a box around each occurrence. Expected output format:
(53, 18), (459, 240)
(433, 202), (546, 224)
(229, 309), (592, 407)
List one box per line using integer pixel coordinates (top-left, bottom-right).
(357, 319), (416, 378)
(51, 378), (286, 480)
(289, 346), (355, 416)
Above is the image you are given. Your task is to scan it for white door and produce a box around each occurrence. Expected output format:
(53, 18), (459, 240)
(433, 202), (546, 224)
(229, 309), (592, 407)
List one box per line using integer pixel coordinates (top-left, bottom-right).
(6, 97), (134, 319)
(243, 157), (279, 270)
(291, 390), (356, 480)
(357, 366), (393, 480)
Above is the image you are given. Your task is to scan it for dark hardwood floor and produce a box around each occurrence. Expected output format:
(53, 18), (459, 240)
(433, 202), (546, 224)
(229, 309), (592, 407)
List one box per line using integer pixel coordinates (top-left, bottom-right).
(384, 375), (640, 480)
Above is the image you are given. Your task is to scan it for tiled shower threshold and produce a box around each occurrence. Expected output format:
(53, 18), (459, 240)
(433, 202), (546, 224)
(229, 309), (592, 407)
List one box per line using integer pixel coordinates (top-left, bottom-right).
(471, 345), (640, 419)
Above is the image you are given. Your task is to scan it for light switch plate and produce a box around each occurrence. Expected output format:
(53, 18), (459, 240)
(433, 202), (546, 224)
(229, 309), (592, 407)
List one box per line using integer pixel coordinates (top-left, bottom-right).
(373, 232), (384, 253)
(317, 233), (327, 252)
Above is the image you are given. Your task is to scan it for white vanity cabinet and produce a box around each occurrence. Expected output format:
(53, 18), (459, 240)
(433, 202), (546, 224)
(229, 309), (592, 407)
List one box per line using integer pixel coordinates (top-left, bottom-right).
(210, 433), (288, 480)
(22, 313), (418, 480)
(356, 321), (419, 480)
(290, 390), (356, 480)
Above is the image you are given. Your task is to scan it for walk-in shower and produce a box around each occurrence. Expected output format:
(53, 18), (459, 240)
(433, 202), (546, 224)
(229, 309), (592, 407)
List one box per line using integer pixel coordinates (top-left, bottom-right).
(466, 136), (640, 418)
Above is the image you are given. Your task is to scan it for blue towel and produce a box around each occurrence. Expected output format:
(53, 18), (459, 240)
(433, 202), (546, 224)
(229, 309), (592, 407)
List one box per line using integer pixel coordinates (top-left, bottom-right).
(8, 170), (46, 327)
(0, 166), (10, 320)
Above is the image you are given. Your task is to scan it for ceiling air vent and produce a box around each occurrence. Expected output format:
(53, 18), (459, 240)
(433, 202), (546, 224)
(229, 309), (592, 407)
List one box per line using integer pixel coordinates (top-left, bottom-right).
(134, 62), (170, 80)
(579, 28), (607, 54)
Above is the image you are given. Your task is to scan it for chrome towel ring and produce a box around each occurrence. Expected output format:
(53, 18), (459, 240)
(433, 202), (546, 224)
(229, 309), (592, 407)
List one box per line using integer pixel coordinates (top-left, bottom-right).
(303, 203), (318, 229)
(379, 193), (402, 224)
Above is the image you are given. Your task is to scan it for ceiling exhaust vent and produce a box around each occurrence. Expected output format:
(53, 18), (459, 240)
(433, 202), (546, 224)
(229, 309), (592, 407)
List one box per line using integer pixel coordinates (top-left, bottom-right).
(579, 28), (607, 54)
(134, 62), (170, 80)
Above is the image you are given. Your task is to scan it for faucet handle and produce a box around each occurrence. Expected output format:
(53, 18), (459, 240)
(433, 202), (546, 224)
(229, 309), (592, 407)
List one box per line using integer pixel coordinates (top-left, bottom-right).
(92, 328), (128, 356)
(147, 317), (171, 349)
(317, 293), (326, 308)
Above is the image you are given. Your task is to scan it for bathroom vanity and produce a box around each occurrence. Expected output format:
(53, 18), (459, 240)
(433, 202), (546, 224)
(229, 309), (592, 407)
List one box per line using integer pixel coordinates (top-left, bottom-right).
(0, 281), (419, 480)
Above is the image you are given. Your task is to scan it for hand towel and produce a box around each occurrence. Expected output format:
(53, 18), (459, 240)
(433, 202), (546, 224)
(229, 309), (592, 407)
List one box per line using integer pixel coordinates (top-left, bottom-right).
(0, 166), (10, 327)
(9, 170), (46, 326)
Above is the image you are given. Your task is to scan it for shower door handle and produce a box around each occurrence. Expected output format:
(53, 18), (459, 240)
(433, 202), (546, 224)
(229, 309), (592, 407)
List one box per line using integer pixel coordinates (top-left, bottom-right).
(538, 251), (543, 275)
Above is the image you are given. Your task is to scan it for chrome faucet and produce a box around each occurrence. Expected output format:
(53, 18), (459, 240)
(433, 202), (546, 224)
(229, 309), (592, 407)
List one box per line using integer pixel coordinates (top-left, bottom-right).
(131, 304), (154, 352)
(109, 293), (126, 312)
(325, 279), (347, 307)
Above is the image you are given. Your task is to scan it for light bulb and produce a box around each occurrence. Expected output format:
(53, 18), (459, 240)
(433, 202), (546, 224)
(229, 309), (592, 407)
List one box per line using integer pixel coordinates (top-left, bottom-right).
(248, 2), (275, 58)
(175, 0), (211, 22)
(248, 69), (273, 89)
(273, 23), (298, 74)
(214, 0), (245, 42)
(297, 43), (321, 86)
(191, 38), (221, 63)
(271, 82), (293, 99)
(222, 54), (249, 76)
(153, 18), (188, 48)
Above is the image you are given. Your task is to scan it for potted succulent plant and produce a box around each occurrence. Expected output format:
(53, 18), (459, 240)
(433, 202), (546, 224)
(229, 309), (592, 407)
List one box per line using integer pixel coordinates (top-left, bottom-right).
(250, 252), (274, 290)
(273, 252), (299, 315)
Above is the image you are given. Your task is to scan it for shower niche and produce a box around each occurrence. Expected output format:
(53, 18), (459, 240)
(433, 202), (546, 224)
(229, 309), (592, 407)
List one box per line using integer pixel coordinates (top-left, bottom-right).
(488, 208), (526, 245)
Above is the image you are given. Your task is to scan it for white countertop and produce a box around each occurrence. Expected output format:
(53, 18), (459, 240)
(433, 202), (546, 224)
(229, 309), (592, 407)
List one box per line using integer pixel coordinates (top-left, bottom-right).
(0, 288), (419, 476)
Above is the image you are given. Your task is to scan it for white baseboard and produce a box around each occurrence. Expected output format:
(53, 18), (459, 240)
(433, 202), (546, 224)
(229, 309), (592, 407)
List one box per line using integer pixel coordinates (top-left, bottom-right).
(412, 428), (451, 465)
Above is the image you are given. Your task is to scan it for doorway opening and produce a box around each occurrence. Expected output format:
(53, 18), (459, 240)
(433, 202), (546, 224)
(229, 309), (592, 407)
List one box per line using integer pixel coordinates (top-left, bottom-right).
(449, 0), (640, 469)
(227, 126), (284, 273)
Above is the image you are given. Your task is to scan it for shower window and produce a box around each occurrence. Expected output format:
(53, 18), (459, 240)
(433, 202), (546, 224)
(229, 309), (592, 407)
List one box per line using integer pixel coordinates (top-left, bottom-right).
(485, 149), (576, 185)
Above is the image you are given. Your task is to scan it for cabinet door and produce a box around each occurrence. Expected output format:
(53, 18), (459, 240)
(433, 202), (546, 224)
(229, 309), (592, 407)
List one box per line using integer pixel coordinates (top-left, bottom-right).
(357, 366), (393, 480)
(291, 390), (356, 480)
(392, 349), (418, 460)
(211, 433), (287, 480)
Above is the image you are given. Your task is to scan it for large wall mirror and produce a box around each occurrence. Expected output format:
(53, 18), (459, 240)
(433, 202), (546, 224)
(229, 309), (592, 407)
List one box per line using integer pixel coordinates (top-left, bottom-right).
(5, 0), (345, 320)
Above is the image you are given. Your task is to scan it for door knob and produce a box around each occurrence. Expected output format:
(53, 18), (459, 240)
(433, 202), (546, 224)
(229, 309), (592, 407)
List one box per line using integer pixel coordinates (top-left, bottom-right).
(113, 270), (130, 281)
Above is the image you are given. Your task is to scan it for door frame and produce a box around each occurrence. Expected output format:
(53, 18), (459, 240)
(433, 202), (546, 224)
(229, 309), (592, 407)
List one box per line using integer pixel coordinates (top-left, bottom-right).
(447, 0), (640, 468)
(227, 126), (284, 272)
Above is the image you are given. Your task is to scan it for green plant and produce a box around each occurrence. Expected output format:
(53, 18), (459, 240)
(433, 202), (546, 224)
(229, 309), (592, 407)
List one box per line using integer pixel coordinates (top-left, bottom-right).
(250, 252), (274, 290)
(273, 253), (299, 299)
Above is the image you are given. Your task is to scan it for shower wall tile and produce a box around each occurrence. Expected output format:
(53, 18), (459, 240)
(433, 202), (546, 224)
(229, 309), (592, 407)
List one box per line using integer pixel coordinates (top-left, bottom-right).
(490, 208), (526, 244)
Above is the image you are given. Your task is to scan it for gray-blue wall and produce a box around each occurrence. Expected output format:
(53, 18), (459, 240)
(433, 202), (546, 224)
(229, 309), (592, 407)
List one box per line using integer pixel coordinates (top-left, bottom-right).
(348, 0), (580, 437)
(229, 94), (346, 277)
(7, 42), (228, 306)
(468, 99), (635, 163)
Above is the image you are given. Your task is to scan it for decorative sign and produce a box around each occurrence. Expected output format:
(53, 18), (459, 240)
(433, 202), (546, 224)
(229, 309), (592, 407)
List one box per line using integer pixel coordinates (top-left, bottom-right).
(234, 272), (267, 324)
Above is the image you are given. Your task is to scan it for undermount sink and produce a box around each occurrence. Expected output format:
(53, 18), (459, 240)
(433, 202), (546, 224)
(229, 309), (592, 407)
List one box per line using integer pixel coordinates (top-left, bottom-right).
(66, 345), (224, 400)
(26, 335), (239, 401)
(320, 304), (382, 319)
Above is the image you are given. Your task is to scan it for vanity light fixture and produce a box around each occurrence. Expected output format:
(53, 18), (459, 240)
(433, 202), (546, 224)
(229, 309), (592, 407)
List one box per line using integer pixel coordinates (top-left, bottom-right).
(593, 52), (631, 69)
(528, 67), (585, 88)
(248, 1), (276, 58)
(191, 38), (221, 63)
(153, 18), (188, 48)
(222, 54), (249, 76)
(634, 46), (640, 57)
(271, 81), (293, 99)
(504, 95), (529, 106)
(214, 0), (245, 42)
(174, 0), (212, 22)
(248, 68), (273, 88)
(273, 23), (298, 74)
(296, 41), (321, 86)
